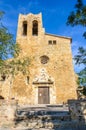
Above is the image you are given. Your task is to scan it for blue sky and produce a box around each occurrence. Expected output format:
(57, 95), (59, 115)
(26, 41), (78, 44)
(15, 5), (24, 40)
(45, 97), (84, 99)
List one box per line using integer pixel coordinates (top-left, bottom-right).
(0, 0), (86, 72)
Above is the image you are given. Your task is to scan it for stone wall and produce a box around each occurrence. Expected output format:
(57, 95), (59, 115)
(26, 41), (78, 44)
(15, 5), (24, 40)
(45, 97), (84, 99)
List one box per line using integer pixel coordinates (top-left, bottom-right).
(68, 99), (86, 121)
(14, 13), (77, 104)
(0, 99), (17, 128)
(0, 13), (77, 105)
(0, 99), (86, 129)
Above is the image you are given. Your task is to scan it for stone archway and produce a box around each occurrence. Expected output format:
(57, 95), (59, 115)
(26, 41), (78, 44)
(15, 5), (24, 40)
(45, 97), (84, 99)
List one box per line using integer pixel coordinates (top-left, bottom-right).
(33, 68), (55, 104)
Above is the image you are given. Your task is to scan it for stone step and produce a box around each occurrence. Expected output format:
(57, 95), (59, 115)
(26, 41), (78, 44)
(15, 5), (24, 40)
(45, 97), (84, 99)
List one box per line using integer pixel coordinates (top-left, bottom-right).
(16, 110), (69, 116)
(14, 106), (71, 129)
(17, 106), (68, 110)
(15, 106), (70, 122)
(14, 107), (86, 130)
(17, 104), (68, 111)
(14, 121), (86, 130)
(15, 110), (71, 123)
(16, 114), (70, 120)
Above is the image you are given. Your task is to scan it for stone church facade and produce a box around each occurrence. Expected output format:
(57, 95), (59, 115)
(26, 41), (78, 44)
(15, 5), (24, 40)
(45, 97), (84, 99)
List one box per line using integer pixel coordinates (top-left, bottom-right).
(0, 13), (77, 104)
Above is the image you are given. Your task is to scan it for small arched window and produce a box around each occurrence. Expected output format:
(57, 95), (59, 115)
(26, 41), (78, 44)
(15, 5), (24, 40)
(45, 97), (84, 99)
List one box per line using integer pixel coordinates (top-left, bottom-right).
(32, 20), (38, 36)
(23, 21), (27, 36)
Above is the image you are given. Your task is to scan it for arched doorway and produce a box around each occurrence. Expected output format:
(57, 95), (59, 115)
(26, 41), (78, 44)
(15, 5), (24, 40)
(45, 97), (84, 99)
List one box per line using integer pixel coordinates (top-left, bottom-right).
(33, 69), (54, 104)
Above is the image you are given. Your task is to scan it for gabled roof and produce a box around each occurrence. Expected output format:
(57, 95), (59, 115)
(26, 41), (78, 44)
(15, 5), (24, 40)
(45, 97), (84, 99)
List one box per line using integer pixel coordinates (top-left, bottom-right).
(45, 33), (72, 43)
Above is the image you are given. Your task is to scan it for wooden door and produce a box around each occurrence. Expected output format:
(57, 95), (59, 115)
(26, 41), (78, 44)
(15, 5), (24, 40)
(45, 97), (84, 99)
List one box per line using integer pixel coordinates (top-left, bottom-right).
(38, 87), (50, 104)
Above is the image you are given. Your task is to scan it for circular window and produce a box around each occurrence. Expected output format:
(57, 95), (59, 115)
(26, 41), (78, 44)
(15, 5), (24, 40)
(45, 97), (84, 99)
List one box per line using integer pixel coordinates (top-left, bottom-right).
(40, 55), (49, 64)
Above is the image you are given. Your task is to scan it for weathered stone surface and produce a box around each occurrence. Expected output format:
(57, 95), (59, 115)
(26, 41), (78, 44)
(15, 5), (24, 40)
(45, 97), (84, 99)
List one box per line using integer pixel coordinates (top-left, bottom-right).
(14, 102), (86, 129)
(0, 100), (17, 128)
(0, 13), (77, 105)
(68, 99), (86, 121)
(0, 100), (86, 129)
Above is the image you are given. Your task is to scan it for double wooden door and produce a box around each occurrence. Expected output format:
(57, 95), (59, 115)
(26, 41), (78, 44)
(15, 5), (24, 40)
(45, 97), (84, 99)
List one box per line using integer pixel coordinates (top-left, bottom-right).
(38, 87), (50, 104)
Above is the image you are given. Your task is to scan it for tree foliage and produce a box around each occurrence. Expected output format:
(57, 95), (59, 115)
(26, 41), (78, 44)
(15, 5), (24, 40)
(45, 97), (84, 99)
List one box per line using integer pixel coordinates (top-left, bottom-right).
(67, 0), (86, 95)
(67, 0), (86, 38)
(74, 47), (86, 88)
(74, 47), (86, 65)
(0, 11), (30, 99)
(0, 11), (30, 77)
(0, 57), (30, 77)
(0, 11), (20, 61)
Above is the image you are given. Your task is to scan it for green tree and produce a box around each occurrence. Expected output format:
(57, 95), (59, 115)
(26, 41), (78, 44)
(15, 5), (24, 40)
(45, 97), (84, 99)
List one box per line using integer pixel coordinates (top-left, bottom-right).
(67, 0), (86, 38)
(67, 0), (86, 95)
(0, 57), (30, 99)
(0, 11), (20, 61)
(0, 10), (30, 73)
(74, 47), (86, 86)
(0, 11), (30, 99)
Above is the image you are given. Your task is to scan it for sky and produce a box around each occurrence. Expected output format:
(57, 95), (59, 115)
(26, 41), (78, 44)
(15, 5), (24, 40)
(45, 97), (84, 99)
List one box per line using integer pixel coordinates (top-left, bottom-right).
(0, 0), (86, 73)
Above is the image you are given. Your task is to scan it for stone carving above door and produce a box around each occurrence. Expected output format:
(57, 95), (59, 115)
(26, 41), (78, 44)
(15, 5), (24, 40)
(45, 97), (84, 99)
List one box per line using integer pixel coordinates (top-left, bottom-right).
(33, 68), (54, 84)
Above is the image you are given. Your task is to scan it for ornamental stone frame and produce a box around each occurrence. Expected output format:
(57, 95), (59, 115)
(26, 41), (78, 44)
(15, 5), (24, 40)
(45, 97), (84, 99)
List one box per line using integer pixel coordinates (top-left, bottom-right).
(33, 68), (56, 104)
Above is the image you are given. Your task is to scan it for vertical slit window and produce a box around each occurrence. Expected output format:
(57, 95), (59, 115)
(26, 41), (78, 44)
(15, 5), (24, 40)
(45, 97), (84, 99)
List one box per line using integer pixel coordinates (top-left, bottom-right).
(23, 21), (27, 36)
(26, 76), (29, 84)
(32, 20), (38, 36)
